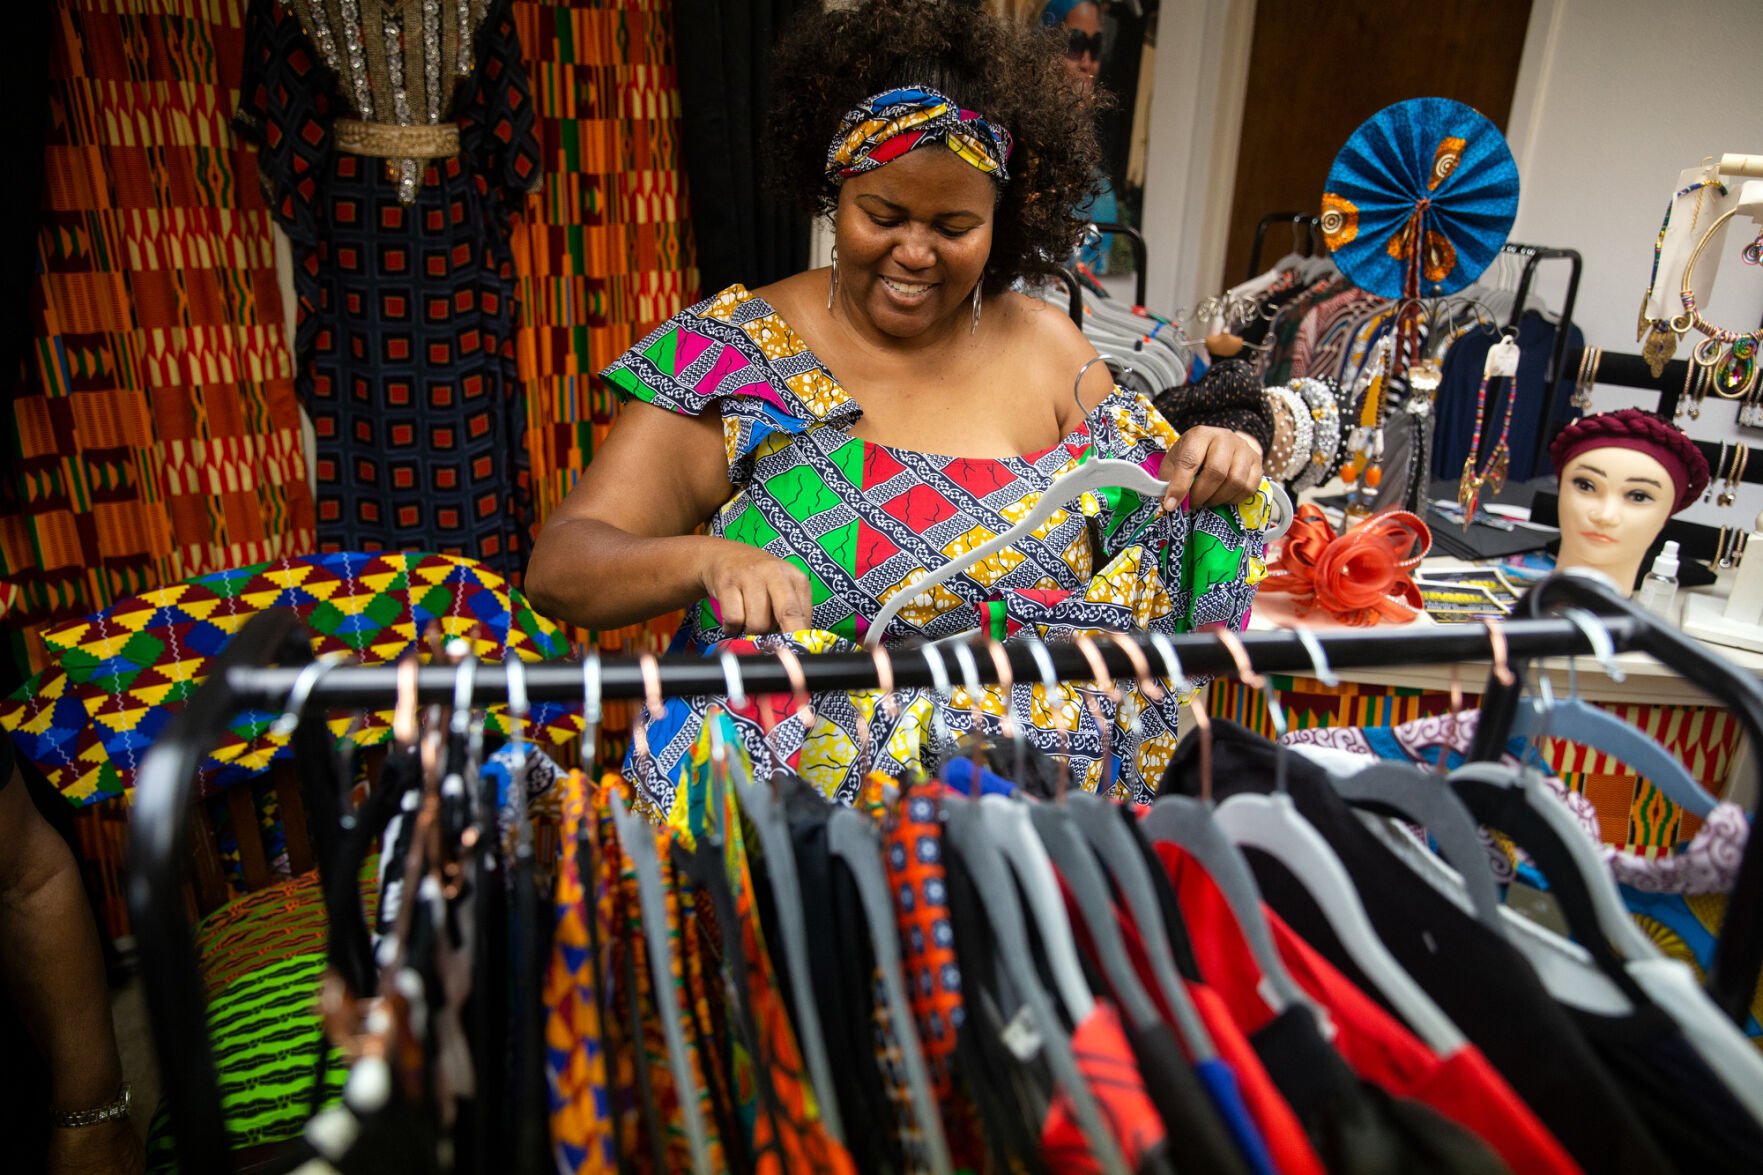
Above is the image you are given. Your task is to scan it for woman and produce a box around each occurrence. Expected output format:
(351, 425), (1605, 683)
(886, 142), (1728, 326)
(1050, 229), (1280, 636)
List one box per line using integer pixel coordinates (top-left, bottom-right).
(1041, 0), (1119, 273)
(526, 0), (1273, 808)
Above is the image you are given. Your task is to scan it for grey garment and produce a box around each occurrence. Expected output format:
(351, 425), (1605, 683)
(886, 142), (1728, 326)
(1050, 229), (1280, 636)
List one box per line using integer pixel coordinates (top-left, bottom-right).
(731, 765), (845, 1146)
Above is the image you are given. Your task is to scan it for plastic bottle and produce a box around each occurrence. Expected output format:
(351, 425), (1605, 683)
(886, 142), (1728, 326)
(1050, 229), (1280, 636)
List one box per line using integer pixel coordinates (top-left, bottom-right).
(1637, 540), (1680, 618)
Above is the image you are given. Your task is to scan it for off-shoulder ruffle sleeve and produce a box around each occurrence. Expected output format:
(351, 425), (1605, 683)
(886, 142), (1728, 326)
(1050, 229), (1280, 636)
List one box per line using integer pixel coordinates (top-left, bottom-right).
(600, 285), (862, 487)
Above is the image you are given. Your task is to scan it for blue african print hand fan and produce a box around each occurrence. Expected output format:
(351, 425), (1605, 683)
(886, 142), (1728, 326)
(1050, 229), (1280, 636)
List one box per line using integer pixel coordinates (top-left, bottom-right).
(1320, 97), (1519, 299)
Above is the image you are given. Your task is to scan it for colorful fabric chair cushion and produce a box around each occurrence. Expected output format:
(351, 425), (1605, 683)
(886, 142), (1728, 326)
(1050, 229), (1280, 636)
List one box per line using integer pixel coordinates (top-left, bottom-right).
(2, 552), (573, 805)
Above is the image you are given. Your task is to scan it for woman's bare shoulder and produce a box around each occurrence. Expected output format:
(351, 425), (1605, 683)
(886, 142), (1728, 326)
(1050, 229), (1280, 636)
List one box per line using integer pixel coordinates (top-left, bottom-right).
(992, 290), (1110, 425)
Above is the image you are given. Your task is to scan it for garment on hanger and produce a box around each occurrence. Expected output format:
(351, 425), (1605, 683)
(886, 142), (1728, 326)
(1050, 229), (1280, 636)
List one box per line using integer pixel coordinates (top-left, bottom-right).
(235, 0), (540, 577)
(601, 285), (1275, 809)
(1165, 720), (1763, 1175)
(1433, 311), (1585, 484)
(1158, 838), (1562, 1175)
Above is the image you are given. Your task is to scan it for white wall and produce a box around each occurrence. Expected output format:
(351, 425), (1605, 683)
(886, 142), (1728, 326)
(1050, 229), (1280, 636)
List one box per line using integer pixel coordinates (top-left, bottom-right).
(1503, 0), (1763, 530)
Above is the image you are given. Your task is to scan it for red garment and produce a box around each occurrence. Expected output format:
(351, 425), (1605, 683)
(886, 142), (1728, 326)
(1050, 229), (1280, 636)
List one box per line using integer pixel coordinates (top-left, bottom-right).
(1188, 982), (1327, 1175)
(1157, 841), (1581, 1175)
(1055, 869), (1314, 1175)
(1042, 1002), (1168, 1174)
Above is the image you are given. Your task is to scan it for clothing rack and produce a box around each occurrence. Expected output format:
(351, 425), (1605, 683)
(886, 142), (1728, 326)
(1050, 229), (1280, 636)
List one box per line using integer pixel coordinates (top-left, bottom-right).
(1089, 220), (1148, 306)
(131, 575), (1763, 1173)
(1246, 212), (1583, 478)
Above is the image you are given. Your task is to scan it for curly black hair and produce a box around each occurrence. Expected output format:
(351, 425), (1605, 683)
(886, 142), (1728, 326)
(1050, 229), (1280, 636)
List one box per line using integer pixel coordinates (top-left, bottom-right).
(769, 0), (1106, 296)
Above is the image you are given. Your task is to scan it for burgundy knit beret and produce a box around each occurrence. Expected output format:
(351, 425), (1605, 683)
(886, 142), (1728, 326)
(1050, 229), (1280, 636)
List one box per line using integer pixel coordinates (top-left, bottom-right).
(1548, 408), (1710, 514)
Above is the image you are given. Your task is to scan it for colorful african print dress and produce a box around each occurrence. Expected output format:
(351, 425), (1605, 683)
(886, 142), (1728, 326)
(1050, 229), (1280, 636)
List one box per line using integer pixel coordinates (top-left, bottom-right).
(601, 285), (1273, 809)
(235, 0), (541, 579)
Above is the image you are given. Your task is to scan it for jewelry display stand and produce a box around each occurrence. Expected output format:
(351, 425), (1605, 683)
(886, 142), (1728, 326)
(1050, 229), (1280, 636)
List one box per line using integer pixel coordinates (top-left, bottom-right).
(1685, 510), (1763, 652)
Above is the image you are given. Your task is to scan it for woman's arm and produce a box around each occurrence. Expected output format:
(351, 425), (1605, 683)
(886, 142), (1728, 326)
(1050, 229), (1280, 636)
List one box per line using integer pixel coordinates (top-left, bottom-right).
(525, 401), (812, 634)
(0, 763), (143, 1174)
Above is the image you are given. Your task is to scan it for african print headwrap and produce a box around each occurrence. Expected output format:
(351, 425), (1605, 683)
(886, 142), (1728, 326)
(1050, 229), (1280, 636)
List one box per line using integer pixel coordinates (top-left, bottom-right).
(825, 87), (1013, 186)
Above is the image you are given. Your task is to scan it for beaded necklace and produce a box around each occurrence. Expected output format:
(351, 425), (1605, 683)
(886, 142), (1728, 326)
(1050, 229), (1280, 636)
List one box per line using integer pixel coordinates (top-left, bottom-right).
(1457, 336), (1521, 527)
(1637, 178), (1727, 375)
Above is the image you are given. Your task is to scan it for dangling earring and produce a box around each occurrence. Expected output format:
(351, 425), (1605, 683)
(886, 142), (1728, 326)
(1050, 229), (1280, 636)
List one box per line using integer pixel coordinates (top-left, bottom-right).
(970, 279), (983, 335)
(827, 246), (839, 311)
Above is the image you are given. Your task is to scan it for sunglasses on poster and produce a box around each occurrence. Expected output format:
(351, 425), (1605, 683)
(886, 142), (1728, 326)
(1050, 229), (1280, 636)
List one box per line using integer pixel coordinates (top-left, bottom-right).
(1066, 29), (1103, 60)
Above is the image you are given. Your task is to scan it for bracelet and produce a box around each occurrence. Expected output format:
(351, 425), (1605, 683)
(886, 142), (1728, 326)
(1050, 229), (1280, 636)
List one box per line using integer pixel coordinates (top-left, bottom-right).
(1288, 377), (1342, 492)
(1676, 208), (1762, 396)
(1263, 388), (1296, 482)
(50, 1083), (130, 1128)
(1267, 385), (1313, 481)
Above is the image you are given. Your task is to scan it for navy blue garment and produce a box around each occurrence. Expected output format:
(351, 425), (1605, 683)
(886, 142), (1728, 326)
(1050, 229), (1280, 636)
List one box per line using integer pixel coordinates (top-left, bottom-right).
(1432, 311), (1584, 485)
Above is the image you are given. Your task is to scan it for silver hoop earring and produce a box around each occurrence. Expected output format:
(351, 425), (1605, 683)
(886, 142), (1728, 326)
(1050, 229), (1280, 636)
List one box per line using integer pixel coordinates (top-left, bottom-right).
(970, 280), (983, 334)
(827, 246), (839, 311)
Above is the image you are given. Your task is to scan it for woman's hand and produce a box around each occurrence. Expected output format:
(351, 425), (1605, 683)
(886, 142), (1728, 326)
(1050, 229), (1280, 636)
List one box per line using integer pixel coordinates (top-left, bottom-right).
(702, 541), (814, 636)
(1158, 426), (1265, 511)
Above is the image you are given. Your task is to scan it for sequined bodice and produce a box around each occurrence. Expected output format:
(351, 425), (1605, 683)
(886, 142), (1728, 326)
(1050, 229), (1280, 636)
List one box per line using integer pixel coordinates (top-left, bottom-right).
(287, 0), (488, 125)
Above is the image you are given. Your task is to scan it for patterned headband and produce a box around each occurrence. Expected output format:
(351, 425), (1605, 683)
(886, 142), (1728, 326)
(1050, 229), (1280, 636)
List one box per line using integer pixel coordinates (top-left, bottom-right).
(825, 86), (1014, 187)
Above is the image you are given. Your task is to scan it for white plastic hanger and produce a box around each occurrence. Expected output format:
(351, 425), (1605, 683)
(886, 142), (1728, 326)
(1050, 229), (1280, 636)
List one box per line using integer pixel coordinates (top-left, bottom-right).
(1211, 639), (1467, 1057)
(866, 443), (1293, 647)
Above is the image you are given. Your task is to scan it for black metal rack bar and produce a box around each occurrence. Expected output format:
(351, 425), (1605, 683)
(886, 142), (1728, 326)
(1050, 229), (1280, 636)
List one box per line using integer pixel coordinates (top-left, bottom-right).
(132, 574), (1763, 1172)
(1090, 221), (1148, 307)
(219, 616), (1647, 710)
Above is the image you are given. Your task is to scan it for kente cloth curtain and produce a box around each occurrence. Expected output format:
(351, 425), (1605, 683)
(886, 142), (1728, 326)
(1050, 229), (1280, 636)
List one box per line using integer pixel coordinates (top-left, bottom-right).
(0, 0), (317, 678)
(2, 0), (698, 678)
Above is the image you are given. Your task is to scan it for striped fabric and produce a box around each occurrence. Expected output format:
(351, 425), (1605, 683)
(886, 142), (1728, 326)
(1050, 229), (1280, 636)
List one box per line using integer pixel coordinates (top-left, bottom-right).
(145, 861), (379, 1170)
(4, 0), (314, 676)
(1208, 675), (1740, 853)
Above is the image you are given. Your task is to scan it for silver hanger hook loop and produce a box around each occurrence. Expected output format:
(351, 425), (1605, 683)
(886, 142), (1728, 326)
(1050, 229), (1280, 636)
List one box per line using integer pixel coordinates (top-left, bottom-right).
(718, 649), (749, 709)
(270, 656), (342, 738)
(579, 650), (602, 772)
(1559, 607), (1624, 684)
(1291, 625), (1340, 687)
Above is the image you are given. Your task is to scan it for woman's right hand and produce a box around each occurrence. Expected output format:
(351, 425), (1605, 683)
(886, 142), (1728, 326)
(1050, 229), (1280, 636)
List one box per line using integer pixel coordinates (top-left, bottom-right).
(702, 540), (815, 636)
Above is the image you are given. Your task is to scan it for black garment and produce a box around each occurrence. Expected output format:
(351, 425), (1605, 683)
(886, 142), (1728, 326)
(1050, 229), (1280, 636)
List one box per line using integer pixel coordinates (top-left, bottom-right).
(776, 776), (900, 1175)
(672, 0), (811, 295)
(1052, 847), (1252, 1175)
(1124, 1019), (1253, 1175)
(1253, 1004), (1509, 1175)
(1160, 721), (1677, 1175)
(1433, 310), (1585, 484)
(942, 832), (1053, 1175)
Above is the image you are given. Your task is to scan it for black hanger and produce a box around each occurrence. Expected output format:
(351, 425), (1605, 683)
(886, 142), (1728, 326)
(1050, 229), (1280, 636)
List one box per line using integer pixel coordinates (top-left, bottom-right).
(1518, 572), (1763, 1023)
(129, 608), (317, 1175)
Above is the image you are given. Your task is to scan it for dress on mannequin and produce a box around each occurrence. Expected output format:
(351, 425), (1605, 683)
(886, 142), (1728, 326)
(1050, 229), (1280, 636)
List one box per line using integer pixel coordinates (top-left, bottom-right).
(236, 0), (542, 578)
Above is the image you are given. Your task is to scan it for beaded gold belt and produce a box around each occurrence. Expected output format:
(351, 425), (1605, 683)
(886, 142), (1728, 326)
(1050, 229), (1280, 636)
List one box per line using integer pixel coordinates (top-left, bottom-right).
(333, 118), (461, 160)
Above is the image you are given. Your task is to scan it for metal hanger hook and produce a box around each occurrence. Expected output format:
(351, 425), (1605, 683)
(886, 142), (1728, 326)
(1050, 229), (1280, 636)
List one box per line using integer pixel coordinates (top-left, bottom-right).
(920, 643), (954, 750)
(1291, 625), (1340, 687)
(579, 648), (602, 773)
(950, 640), (990, 794)
(450, 652), (479, 738)
(1146, 631), (1193, 696)
(1104, 631), (1166, 703)
(270, 656), (343, 738)
(1024, 635), (1072, 801)
(1480, 617), (1516, 687)
(1559, 607), (1625, 686)
(718, 649), (749, 710)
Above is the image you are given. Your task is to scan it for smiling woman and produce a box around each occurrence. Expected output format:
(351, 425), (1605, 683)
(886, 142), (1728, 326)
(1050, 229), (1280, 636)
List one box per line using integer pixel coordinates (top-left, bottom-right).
(524, 0), (1277, 807)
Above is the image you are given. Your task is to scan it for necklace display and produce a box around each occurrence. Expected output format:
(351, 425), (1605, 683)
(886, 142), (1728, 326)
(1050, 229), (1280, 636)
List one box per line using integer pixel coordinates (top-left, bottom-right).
(1457, 334), (1521, 529)
(1637, 178), (1726, 377)
(1339, 335), (1393, 527)
(1676, 207), (1763, 398)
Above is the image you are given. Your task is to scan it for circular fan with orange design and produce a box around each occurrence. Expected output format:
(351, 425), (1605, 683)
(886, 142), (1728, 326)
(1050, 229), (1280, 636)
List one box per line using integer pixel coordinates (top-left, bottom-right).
(1320, 97), (1519, 299)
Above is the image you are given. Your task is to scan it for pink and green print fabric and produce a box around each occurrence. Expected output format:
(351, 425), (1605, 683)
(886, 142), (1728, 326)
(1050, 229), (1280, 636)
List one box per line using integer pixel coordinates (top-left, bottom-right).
(601, 286), (1273, 809)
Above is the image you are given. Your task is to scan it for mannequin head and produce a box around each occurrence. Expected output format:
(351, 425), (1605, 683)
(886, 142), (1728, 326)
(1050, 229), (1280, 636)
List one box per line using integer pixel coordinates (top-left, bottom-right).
(1549, 409), (1709, 594)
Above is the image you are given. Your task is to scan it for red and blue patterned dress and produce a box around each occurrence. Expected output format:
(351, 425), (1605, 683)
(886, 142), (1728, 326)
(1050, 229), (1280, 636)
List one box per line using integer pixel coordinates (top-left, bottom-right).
(235, 0), (541, 578)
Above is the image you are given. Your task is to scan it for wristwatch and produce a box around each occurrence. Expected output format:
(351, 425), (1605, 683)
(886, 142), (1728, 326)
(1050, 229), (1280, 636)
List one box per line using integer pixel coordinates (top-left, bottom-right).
(50, 1083), (131, 1128)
